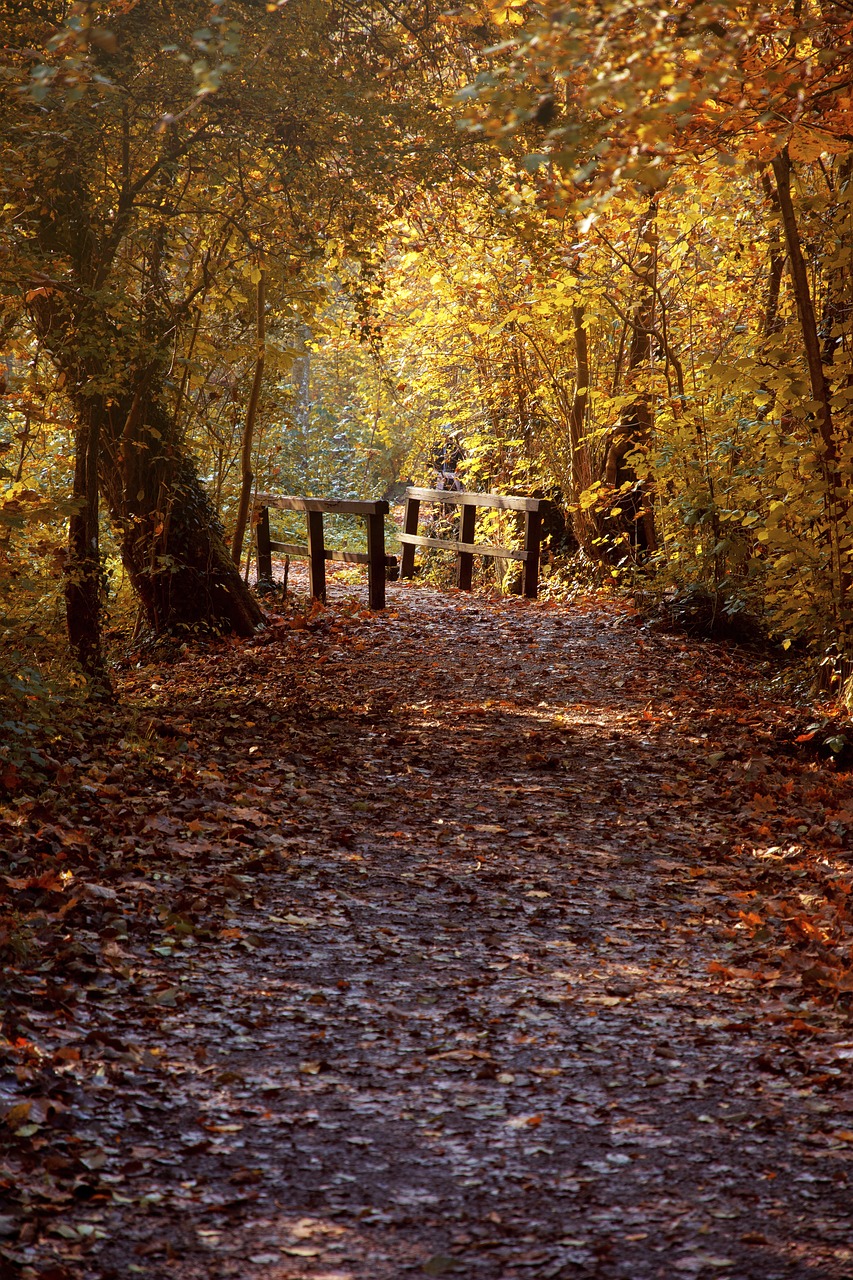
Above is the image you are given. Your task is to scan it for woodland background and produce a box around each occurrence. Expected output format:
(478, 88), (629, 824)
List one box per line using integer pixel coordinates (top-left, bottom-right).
(2, 0), (853, 737)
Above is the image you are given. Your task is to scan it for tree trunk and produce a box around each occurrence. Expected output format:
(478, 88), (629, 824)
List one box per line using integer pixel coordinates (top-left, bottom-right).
(22, 105), (267, 640)
(602, 197), (659, 557)
(568, 304), (597, 552)
(96, 387), (263, 635)
(771, 147), (848, 631)
(65, 402), (112, 695)
(820, 155), (852, 367)
(231, 269), (266, 569)
(770, 149), (836, 465)
(760, 170), (784, 341)
(27, 258), (264, 640)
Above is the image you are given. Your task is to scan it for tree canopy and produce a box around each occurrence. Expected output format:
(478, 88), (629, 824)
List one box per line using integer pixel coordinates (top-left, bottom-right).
(4, 9), (853, 1272)
(2, 0), (853, 698)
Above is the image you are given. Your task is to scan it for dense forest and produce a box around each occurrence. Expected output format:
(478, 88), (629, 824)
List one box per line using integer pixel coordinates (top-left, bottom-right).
(1, 0), (852, 703)
(3, 7), (853, 1279)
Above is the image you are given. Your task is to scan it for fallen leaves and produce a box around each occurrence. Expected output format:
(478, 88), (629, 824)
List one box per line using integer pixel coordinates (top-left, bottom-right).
(1, 579), (853, 1277)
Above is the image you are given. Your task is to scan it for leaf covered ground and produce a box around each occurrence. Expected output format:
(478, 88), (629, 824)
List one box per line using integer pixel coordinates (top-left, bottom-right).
(2, 575), (853, 1280)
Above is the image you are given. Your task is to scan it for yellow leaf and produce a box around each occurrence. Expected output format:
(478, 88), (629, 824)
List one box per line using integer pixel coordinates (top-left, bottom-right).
(489, 0), (526, 21)
(789, 126), (850, 162)
(3, 1102), (31, 1128)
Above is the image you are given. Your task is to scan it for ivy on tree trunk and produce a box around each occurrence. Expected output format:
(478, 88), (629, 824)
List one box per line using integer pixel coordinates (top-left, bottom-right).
(97, 389), (264, 637)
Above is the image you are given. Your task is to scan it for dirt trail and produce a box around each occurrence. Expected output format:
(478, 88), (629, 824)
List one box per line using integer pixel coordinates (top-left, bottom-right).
(3, 579), (852, 1280)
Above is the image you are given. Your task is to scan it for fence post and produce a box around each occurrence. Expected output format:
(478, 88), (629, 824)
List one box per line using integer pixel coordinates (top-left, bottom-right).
(366, 511), (387, 610)
(256, 506), (273, 585)
(400, 492), (420, 579)
(522, 506), (542, 599)
(456, 499), (476, 590)
(306, 510), (326, 602)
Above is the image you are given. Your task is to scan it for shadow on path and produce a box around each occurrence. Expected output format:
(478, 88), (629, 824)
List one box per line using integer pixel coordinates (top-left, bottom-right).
(3, 579), (852, 1279)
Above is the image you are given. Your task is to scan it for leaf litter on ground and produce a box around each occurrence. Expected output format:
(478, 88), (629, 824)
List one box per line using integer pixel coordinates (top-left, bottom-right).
(1, 570), (852, 1279)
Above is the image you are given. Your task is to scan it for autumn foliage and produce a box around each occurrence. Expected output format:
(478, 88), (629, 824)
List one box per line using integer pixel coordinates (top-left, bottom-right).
(0, 0), (851, 690)
(3, 6), (853, 1272)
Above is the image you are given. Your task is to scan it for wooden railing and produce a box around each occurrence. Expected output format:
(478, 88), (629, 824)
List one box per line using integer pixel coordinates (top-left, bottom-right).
(253, 494), (394, 610)
(399, 487), (547, 599)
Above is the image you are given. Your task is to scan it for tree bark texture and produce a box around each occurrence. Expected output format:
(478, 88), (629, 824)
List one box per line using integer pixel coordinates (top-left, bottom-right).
(27, 290), (263, 637)
(65, 402), (112, 694)
(602, 198), (658, 556)
(770, 149), (836, 466)
(760, 170), (784, 341)
(569, 305), (597, 552)
(231, 270), (266, 569)
(98, 389), (263, 636)
(771, 147), (849, 627)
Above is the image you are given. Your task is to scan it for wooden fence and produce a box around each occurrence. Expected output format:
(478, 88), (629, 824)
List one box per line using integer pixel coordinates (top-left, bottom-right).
(253, 494), (394, 610)
(399, 487), (547, 599)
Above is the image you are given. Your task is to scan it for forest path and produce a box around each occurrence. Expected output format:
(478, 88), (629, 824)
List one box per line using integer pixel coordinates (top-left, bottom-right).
(3, 579), (853, 1280)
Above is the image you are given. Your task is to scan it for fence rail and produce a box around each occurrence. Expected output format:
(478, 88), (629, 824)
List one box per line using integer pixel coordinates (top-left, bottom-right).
(253, 493), (393, 609)
(253, 487), (547, 607)
(399, 487), (547, 598)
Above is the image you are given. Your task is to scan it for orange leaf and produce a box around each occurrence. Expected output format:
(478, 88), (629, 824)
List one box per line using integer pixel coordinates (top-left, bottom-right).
(785, 1018), (823, 1035)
